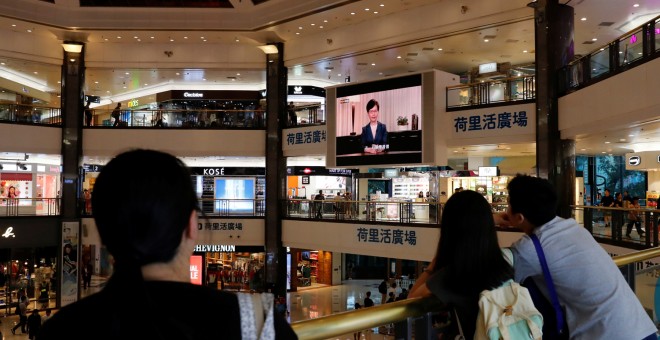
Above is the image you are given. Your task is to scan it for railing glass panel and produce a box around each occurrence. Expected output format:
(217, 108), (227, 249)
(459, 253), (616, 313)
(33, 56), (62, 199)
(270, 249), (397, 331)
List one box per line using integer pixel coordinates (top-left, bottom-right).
(590, 46), (610, 79)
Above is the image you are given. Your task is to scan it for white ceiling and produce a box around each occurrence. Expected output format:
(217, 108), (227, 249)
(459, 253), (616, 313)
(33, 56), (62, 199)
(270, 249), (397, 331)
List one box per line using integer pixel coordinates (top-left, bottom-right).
(0, 0), (658, 162)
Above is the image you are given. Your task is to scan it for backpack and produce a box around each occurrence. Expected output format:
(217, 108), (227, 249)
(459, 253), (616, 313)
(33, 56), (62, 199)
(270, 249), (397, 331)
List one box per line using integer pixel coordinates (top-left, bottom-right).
(378, 281), (387, 295)
(473, 248), (543, 340)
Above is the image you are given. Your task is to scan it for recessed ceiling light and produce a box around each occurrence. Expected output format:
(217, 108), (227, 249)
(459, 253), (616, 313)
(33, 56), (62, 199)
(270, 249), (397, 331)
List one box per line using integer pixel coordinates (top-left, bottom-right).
(319, 26), (324, 28)
(580, 148), (586, 151)
(169, 38), (174, 42)
(104, 38), (108, 41)
(33, 71), (37, 74)
(235, 38), (239, 42)
(601, 151), (606, 154)
(380, 3), (384, 6)
(203, 39), (207, 42)
(137, 39), (141, 42)
(600, 48), (604, 51)
(144, 83), (148, 86)
(117, 36), (122, 39)
(184, 36), (188, 39)
(11, 24), (16, 27)
(236, 73), (241, 76)
(373, 11), (379, 14)
(133, 36), (138, 39)
(94, 81), (99, 84)
(619, 138), (626, 142)
(628, 134), (634, 137)
(176, 72), (180, 75)
(593, 68), (597, 71)
(350, 12), (355, 15)
(125, 72), (129, 75)
(604, 141), (610, 144)
(453, 150), (458, 153)
(296, 32), (300, 35)
(298, 26), (303, 29)
(523, 50), (528, 53)
(371, 63), (376, 66)
(200, 36), (205, 39)
(437, 48), (443, 51)
(338, 73), (341, 76)
(484, 39), (489, 42)
(397, 56), (401, 58)
(150, 36), (155, 39)
(203, 78), (206, 81)
(106, 90), (110, 93)
(592, 38), (597, 41)
(581, 17), (587, 21)
(365, 8), (370, 11)
(323, 20), (328, 23)
(310, 23), (315, 26)
(26, 29), (32, 33)
(123, 86), (127, 89)
(633, 3), (639, 7)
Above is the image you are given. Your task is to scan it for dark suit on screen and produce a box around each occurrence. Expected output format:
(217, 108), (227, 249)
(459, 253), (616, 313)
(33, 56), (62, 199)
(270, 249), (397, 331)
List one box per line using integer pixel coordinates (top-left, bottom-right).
(361, 122), (388, 150)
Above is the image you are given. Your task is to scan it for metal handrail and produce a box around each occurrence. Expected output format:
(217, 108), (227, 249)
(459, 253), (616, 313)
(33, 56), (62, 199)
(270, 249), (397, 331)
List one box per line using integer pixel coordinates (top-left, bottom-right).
(291, 296), (444, 340)
(290, 247), (660, 339)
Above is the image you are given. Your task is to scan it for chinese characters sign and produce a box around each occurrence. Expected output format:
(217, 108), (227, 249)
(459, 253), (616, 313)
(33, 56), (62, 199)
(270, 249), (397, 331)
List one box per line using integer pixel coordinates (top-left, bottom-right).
(356, 227), (417, 246)
(450, 103), (535, 140)
(197, 221), (243, 231)
(286, 129), (327, 146)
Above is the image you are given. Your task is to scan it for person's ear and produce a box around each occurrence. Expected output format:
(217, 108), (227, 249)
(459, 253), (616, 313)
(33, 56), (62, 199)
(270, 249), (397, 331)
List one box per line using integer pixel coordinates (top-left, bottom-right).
(508, 211), (525, 227)
(185, 210), (198, 242)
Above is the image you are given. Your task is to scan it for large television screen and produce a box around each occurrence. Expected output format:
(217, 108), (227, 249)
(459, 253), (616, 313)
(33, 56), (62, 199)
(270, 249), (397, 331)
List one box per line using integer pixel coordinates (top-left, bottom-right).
(214, 177), (256, 214)
(333, 74), (423, 167)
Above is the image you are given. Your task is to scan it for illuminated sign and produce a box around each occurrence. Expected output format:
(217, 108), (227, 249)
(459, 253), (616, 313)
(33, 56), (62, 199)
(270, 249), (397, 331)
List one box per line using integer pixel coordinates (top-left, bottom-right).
(194, 244), (236, 252)
(203, 168), (225, 176)
(127, 99), (139, 108)
(629, 156), (641, 166)
(293, 86), (303, 94)
(479, 166), (498, 177)
(2, 227), (15, 238)
(183, 92), (203, 98)
(479, 62), (497, 74)
(190, 255), (202, 285)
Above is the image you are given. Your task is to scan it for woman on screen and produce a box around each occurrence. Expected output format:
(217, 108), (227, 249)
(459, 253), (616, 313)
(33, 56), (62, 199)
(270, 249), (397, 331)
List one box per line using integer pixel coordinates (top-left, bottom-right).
(361, 99), (388, 154)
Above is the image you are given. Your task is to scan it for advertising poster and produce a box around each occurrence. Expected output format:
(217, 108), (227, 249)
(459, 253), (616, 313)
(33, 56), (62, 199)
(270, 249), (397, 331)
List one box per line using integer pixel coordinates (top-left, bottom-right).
(61, 221), (80, 307)
(190, 255), (202, 285)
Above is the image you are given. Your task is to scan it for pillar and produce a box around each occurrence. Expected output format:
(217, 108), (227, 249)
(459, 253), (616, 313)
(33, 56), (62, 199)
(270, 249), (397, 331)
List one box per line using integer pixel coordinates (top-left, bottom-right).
(532, 1), (575, 217)
(264, 43), (288, 297)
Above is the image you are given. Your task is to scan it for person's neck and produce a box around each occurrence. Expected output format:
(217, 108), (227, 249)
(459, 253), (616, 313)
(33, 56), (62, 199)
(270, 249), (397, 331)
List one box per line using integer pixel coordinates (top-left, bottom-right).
(141, 251), (191, 282)
(370, 121), (378, 126)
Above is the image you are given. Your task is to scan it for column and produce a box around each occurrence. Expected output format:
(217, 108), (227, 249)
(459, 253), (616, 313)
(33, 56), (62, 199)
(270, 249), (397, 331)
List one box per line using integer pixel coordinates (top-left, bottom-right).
(60, 42), (85, 219)
(264, 43), (288, 297)
(532, 0), (576, 217)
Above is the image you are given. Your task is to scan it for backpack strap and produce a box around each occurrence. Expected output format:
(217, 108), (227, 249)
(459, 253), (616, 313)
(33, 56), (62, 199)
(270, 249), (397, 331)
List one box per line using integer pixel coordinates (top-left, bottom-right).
(530, 234), (566, 335)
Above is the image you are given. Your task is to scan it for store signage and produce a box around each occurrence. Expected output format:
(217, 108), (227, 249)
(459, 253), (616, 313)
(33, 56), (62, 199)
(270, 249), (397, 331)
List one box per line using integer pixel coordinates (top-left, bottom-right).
(194, 244), (236, 252)
(302, 176), (310, 184)
(190, 255), (202, 285)
(383, 169), (398, 178)
(454, 110), (528, 133)
(285, 129), (327, 146)
(479, 166), (498, 176)
(629, 156), (641, 166)
(356, 227), (417, 246)
(83, 164), (102, 173)
(203, 168), (225, 176)
(127, 99), (139, 108)
(1, 227), (15, 238)
(625, 152), (660, 171)
(197, 221), (243, 231)
(328, 168), (354, 175)
(293, 86), (303, 94)
(184, 92), (203, 98)
(288, 167), (354, 176)
(479, 62), (497, 74)
(287, 85), (326, 97)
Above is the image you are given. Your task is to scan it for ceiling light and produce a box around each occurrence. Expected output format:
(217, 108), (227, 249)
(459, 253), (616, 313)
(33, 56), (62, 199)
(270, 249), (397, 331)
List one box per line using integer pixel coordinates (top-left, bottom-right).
(323, 20), (328, 23)
(633, 3), (639, 7)
(26, 29), (32, 33)
(94, 81), (99, 84)
(581, 17), (587, 21)
(61, 41), (84, 53)
(150, 36), (155, 39)
(619, 139), (626, 142)
(350, 12), (355, 15)
(484, 39), (489, 42)
(133, 36), (138, 39)
(184, 36), (188, 39)
(200, 36), (205, 39)
(11, 24), (16, 27)
(397, 56), (401, 59)
(235, 38), (240, 42)
(296, 32), (300, 35)
(604, 141), (610, 144)
(310, 23), (315, 26)
(523, 50), (528, 53)
(371, 63), (376, 66)
(319, 26), (324, 28)
(125, 72), (129, 75)
(592, 38), (597, 41)
(373, 11), (378, 14)
(257, 44), (279, 54)
(437, 48), (443, 51)
(380, 3), (384, 6)
(629, 134), (634, 137)
(298, 26), (303, 29)
(365, 8), (370, 11)
(117, 36), (122, 39)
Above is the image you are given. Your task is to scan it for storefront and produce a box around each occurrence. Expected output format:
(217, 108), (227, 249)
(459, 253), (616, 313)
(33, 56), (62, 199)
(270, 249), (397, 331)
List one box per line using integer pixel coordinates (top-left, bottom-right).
(0, 218), (59, 308)
(190, 167), (265, 215)
(286, 85), (326, 125)
(192, 245), (266, 292)
(288, 248), (332, 291)
(286, 167), (355, 215)
(1, 162), (61, 215)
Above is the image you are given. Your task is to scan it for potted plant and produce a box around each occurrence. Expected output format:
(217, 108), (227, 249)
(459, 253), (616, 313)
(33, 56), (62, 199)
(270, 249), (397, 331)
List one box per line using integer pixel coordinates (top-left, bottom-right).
(397, 116), (409, 130)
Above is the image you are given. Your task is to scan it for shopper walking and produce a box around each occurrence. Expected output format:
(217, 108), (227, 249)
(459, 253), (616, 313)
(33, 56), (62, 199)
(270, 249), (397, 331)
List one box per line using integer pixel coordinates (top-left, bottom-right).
(12, 294), (28, 334)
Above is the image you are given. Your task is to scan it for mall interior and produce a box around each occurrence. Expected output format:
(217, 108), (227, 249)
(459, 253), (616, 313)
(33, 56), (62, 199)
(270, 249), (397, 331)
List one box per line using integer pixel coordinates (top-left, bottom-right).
(0, 0), (660, 338)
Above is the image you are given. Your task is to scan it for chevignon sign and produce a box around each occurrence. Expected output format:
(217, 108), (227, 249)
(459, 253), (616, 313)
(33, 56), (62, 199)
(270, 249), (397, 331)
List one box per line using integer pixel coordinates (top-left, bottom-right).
(183, 92), (203, 98)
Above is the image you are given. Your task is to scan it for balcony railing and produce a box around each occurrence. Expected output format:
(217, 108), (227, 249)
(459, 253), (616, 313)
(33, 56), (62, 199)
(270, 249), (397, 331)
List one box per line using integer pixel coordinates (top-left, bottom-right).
(0, 198), (60, 216)
(0, 103), (62, 125)
(446, 75), (536, 110)
(559, 15), (659, 95)
(290, 246), (660, 339)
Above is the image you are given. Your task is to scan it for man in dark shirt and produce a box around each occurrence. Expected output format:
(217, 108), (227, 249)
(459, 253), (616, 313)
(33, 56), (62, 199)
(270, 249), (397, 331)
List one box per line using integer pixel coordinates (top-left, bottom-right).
(314, 190), (324, 219)
(600, 188), (614, 227)
(364, 291), (374, 307)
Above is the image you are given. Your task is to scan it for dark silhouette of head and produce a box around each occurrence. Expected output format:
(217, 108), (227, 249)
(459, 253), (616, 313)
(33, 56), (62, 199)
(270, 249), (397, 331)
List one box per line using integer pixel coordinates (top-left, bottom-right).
(507, 174), (557, 227)
(434, 190), (512, 296)
(92, 149), (198, 268)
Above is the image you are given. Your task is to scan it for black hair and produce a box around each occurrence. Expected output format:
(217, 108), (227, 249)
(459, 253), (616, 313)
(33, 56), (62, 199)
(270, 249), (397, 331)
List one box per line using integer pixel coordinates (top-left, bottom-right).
(91, 149), (198, 337)
(433, 190), (513, 296)
(92, 149), (198, 268)
(507, 174), (557, 227)
(366, 99), (379, 112)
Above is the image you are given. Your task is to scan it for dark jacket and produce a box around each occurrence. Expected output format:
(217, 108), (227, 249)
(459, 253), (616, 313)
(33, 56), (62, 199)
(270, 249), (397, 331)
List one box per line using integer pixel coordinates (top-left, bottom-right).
(361, 122), (388, 149)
